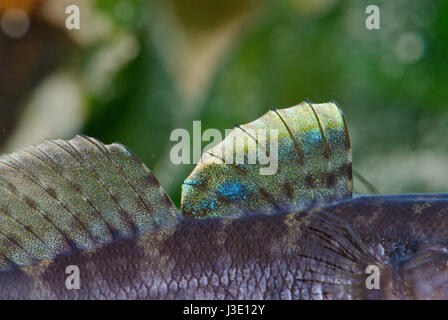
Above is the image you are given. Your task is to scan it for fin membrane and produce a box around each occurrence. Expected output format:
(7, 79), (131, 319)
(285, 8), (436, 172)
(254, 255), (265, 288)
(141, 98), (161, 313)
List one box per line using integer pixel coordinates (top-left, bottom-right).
(0, 135), (180, 271)
(181, 101), (352, 217)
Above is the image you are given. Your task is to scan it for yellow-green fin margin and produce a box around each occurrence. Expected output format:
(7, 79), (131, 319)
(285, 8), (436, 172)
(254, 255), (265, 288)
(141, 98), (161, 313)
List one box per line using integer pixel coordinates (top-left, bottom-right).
(0, 135), (180, 271)
(181, 101), (352, 218)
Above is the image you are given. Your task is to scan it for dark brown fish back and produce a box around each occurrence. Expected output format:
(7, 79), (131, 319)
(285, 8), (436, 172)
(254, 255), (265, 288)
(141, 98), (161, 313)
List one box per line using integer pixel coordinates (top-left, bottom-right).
(0, 203), (376, 299)
(2, 194), (448, 299)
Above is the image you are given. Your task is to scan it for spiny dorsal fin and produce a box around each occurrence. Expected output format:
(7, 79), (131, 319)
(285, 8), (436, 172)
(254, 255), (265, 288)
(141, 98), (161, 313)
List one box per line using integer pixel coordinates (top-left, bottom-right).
(181, 101), (352, 217)
(0, 135), (180, 271)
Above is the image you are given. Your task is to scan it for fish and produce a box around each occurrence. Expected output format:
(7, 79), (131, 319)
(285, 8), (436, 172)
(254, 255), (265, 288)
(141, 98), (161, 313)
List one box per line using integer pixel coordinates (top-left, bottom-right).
(0, 101), (447, 300)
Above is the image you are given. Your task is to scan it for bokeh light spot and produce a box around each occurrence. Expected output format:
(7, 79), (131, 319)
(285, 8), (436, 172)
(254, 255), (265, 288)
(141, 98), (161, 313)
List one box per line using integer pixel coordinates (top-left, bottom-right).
(395, 32), (425, 64)
(1, 8), (30, 39)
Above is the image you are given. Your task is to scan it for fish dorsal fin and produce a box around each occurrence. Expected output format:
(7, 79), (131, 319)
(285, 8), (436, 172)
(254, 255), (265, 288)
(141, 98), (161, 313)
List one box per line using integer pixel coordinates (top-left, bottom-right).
(181, 101), (352, 217)
(0, 135), (180, 271)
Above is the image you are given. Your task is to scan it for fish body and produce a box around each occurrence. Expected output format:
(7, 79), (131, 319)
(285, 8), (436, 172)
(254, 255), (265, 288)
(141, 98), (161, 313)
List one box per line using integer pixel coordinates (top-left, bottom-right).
(0, 101), (447, 300)
(2, 194), (448, 300)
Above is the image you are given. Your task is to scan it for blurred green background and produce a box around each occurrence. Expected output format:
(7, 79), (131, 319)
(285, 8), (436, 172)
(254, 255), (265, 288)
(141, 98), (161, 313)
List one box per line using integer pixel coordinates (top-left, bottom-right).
(1, 0), (447, 206)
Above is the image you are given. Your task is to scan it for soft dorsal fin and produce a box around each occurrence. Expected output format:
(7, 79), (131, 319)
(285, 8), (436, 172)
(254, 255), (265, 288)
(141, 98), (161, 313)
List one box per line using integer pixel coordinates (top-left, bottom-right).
(181, 101), (352, 217)
(0, 135), (180, 271)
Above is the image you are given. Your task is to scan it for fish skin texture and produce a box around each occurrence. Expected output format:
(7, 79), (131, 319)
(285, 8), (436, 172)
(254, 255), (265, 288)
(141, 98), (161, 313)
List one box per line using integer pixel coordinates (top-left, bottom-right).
(2, 194), (448, 300)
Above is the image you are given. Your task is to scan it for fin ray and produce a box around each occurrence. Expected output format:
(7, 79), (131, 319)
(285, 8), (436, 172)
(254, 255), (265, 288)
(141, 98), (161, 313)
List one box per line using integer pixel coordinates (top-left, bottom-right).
(0, 135), (180, 271)
(181, 101), (352, 218)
